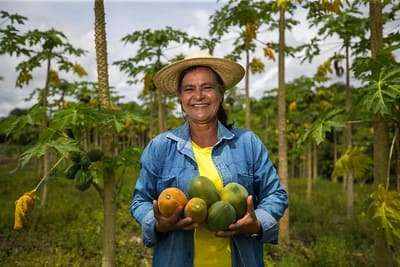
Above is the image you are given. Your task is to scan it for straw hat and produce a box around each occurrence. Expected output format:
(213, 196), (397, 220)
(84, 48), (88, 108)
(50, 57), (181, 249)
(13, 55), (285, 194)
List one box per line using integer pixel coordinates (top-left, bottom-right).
(153, 54), (245, 94)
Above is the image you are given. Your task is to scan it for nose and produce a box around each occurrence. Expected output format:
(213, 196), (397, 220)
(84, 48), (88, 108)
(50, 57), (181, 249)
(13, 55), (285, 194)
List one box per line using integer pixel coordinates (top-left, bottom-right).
(194, 87), (204, 100)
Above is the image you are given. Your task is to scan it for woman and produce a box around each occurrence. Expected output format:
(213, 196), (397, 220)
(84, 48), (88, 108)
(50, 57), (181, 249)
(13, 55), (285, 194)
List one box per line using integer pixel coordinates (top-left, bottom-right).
(131, 55), (288, 267)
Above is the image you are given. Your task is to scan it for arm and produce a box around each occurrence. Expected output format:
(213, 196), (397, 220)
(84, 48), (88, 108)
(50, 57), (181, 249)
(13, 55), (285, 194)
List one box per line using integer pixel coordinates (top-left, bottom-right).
(130, 140), (159, 247)
(130, 139), (197, 247)
(252, 133), (288, 243)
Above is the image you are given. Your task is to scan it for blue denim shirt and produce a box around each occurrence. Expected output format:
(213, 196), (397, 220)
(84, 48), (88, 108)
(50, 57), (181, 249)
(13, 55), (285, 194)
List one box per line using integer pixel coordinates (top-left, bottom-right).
(131, 121), (288, 267)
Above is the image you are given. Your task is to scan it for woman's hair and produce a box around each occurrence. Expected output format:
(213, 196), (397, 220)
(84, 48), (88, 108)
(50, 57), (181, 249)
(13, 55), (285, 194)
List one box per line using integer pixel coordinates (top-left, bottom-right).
(177, 66), (233, 129)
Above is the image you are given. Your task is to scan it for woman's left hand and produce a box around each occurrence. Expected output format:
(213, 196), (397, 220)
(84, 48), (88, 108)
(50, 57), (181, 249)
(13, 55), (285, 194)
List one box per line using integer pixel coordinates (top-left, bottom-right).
(215, 195), (261, 237)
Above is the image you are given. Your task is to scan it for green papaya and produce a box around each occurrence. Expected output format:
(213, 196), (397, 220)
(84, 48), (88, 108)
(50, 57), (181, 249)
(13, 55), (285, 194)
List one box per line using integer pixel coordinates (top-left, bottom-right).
(87, 149), (104, 162)
(207, 201), (236, 231)
(74, 169), (92, 191)
(65, 163), (80, 180)
(69, 151), (82, 163)
(188, 176), (220, 207)
(80, 154), (91, 170)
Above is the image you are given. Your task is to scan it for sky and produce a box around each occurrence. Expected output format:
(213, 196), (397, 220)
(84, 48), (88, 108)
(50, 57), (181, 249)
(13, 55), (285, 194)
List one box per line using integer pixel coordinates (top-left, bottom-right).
(0, 0), (347, 117)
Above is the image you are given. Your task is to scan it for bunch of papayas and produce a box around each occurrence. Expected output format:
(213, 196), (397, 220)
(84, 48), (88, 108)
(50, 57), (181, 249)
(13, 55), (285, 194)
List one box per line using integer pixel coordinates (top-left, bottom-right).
(65, 149), (104, 191)
(157, 176), (248, 231)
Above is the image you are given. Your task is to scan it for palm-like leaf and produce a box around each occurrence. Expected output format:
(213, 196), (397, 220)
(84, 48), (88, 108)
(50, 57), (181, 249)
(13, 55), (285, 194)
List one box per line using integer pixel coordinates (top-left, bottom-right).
(368, 185), (400, 247)
(332, 146), (372, 179)
(299, 108), (344, 145)
(362, 66), (400, 116)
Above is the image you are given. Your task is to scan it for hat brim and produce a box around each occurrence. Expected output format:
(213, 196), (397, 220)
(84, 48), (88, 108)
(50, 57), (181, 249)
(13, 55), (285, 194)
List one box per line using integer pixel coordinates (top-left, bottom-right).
(153, 57), (245, 94)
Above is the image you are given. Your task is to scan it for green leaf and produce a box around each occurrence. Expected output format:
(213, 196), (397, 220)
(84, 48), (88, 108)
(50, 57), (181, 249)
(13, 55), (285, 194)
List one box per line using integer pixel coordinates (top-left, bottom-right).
(368, 185), (400, 247)
(19, 136), (80, 167)
(332, 146), (371, 179)
(299, 108), (345, 145)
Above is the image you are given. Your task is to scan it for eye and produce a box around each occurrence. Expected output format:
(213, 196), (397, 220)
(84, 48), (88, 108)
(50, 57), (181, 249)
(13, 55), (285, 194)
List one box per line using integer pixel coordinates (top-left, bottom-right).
(203, 85), (215, 91)
(182, 87), (193, 92)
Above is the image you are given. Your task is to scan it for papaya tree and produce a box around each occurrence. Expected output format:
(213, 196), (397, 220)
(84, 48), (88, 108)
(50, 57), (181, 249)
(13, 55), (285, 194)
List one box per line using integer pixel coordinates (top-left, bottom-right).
(347, 0), (400, 263)
(0, 10), (29, 57)
(210, 0), (278, 130)
(303, 0), (370, 218)
(114, 28), (213, 134)
(11, 26), (86, 206)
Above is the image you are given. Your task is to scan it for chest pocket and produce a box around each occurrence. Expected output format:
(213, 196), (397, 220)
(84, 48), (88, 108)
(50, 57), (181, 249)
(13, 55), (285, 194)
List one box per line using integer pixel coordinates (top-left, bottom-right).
(156, 165), (196, 195)
(237, 172), (255, 196)
(156, 175), (178, 195)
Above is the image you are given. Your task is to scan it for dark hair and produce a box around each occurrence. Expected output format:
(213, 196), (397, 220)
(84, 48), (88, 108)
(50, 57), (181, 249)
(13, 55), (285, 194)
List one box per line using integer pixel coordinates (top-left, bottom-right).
(177, 66), (233, 129)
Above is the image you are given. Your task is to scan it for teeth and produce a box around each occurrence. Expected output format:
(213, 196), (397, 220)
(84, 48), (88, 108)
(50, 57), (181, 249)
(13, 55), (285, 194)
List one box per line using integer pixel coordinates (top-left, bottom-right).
(193, 104), (207, 107)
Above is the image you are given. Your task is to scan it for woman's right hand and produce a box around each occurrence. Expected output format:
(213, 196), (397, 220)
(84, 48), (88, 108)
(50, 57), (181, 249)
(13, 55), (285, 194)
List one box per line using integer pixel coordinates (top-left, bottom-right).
(153, 200), (198, 233)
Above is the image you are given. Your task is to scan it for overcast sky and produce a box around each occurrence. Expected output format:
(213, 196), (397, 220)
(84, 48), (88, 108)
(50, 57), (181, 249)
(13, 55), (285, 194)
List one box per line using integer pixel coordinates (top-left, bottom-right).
(0, 0), (348, 117)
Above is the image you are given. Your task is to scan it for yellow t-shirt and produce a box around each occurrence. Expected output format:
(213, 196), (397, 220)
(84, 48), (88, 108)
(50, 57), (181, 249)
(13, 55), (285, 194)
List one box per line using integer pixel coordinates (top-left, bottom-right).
(192, 141), (231, 267)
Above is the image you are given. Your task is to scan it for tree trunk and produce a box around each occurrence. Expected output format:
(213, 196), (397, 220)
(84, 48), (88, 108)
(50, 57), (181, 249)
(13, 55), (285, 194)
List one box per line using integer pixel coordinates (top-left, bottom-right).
(245, 49), (251, 130)
(94, 1), (116, 266)
(157, 89), (166, 132)
(344, 42), (353, 218)
(346, 172), (354, 219)
(277, 7), (289, 244)
(396, 135), (400, 192)
(40, 57), (51, 207)
(332, 129), (337, 182)
(306, 144), (312, 200)
(370, 1), (393, 266)
(312, 144), (318, 180)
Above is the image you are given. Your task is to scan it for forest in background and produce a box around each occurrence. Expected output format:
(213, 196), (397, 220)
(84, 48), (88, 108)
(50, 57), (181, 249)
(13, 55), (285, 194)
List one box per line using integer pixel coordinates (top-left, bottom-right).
(0, 0), (399, 266)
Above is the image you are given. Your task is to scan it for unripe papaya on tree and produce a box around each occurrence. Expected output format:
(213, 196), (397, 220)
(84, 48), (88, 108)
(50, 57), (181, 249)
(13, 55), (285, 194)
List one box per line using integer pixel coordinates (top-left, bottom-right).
(69, 151), (82, 163)
(65, 163), (80, 180)
(80, 154), (91, 170)
(87, 149), (104, 162)
(74, 169), (92, 191)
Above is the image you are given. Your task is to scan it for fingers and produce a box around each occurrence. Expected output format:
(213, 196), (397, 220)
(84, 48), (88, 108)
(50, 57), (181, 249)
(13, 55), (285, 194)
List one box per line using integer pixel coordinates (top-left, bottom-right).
(246, 195), (255, 214)
(176, 216), (193, 228)
(153, 200), (161, 219)
(215, 230), (236, 237)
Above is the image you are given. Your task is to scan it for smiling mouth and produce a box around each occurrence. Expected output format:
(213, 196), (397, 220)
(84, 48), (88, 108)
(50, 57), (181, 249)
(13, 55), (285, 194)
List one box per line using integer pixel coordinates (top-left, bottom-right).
(192, 103), (209, 107)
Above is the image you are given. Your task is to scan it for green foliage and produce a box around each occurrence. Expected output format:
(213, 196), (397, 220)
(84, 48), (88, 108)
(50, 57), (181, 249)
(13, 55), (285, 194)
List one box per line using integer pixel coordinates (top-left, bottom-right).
(332, 146), (372, 180)
(360, 66), (400, 117)
(299, 108), (344, 145)
(0, 10), (29, 56)
(12, 28), (86, 88)
(114, 27), (214, 86)
(19, 136), (79, 167)
(0, 105), (43, 138)
(0, 164), (148, 266)
(367, 185), (400, 247)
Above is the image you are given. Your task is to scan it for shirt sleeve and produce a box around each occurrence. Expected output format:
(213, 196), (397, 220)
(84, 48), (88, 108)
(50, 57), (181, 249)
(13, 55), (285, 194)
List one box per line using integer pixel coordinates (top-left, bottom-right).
(130, 140), (159, 247)
(250, 133), (288, 244)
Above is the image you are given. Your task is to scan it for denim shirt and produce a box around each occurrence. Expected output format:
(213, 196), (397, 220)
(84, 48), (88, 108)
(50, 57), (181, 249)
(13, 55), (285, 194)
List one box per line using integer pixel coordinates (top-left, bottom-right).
(131, 121), (288, 267)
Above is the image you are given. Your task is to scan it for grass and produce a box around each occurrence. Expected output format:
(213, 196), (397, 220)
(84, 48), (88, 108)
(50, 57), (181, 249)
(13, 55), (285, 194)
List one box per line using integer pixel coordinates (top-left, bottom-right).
(0, 162), (376, 266)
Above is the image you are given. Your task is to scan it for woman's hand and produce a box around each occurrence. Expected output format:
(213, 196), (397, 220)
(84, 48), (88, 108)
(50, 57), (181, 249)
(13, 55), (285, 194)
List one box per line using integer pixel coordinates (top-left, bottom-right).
(215, 195), (261, 237)
(153, 200), (198, 233)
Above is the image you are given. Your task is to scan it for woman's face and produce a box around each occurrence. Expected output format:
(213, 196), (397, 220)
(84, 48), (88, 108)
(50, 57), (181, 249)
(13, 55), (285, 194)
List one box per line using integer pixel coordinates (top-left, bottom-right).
(179, 67), (222, 125)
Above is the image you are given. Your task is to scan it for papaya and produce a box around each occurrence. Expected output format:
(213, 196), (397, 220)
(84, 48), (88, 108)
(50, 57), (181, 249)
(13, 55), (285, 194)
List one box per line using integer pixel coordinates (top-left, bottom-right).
(188, 176), (220, 207)
(184, 197), (207, 224)
(69, 151), (82, 163)
(65, 163), (80, 180)
(220, 182), (249, 219)
(158, 187), (188, 217)
(80, 154), (91, 170)
(207, 201), (236, 231)
(87, 149), (104, 162)
(74, 169), (92, 191)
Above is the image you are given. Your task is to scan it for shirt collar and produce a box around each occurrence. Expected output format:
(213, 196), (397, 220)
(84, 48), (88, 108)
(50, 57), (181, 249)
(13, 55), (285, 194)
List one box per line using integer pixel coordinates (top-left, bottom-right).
(166, 120), (235, 146)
